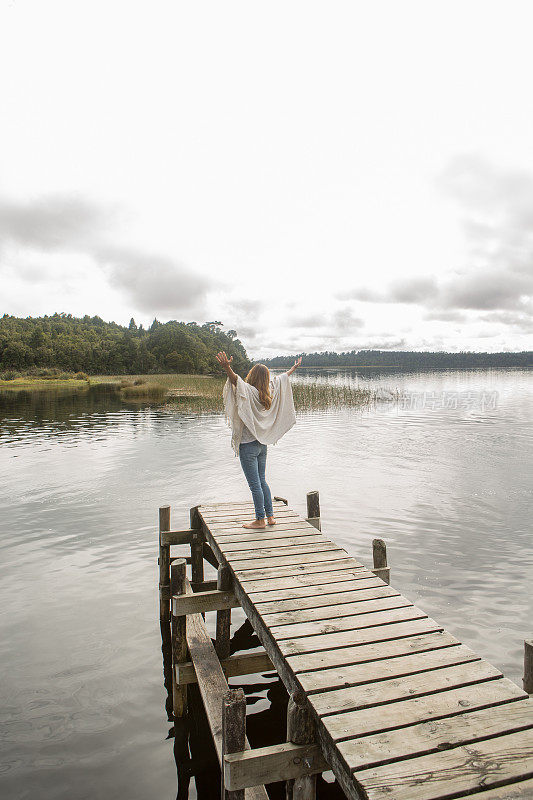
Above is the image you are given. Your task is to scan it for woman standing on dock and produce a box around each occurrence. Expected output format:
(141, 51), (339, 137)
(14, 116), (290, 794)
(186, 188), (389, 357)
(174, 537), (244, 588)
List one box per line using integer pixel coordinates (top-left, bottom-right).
(216, 352), (301, 529)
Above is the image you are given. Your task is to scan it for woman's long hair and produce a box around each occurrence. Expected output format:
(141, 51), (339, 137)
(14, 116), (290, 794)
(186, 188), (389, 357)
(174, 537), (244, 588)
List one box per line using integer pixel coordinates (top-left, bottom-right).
(245, 364), (272, 409)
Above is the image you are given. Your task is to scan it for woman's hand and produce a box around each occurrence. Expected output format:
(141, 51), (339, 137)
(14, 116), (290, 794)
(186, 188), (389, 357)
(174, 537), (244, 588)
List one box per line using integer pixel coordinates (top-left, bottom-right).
(286, 355), (302, 376)
(216, 351), (238, 384)
(216, 351), (233, 367)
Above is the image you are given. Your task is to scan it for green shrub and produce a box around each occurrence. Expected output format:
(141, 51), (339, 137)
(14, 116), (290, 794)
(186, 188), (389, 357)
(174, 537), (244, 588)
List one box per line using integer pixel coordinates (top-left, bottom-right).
(120, 383), (167, 400)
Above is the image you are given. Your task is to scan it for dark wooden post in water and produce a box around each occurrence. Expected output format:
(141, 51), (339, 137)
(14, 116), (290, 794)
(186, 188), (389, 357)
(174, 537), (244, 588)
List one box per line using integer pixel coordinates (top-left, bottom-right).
(159, 505), (171, 622)
(524, 640), (533, 694)
(286, 691), (317, 800)
(372, 538), (390, 585)
(222, 688), (246, 800)
(171, 558), (188, 718)
(190, 505), (205, 590)
(306, 491), (321, 531)
(216, 565), (232, 660)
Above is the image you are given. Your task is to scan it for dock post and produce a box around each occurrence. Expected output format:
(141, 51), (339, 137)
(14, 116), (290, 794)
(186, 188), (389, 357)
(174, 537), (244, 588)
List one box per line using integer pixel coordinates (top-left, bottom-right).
(216, 565), (232, 660)
(159, 505), (171, 622)
(286, 691), (317, 800)
(524, 640), (533, 694)
(171, 558), (188, 718)
(190, 505), (205, 590)
(222, 688), (246, 800)
(306, 491), (321, 531)
(372, 538), (390, 585)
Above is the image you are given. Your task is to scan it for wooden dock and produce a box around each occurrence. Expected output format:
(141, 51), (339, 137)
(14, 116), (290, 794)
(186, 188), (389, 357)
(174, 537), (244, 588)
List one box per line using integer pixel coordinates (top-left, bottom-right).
(159, 493), (533, 799)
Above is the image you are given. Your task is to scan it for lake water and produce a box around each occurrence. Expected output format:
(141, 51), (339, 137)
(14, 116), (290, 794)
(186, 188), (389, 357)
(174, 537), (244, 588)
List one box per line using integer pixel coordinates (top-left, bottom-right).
(1, 367), (531, 799)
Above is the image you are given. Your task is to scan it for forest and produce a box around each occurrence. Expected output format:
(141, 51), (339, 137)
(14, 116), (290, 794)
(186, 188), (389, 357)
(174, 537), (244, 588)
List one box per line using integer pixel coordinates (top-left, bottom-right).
(0, 313), (252, 375)
(262, 349), (532, 369)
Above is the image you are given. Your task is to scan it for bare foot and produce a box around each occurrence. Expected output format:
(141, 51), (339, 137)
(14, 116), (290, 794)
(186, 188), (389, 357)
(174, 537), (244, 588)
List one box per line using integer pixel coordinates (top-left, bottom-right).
(242, 519), (266, 529)
(267, 516), (276, 525)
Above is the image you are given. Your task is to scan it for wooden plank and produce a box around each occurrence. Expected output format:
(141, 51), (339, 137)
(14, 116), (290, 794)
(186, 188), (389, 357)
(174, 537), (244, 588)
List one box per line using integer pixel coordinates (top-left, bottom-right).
(231, 548), (347, 571)
(219, 535), (326, 551)
(177, 651), (274, 685)
(160, 528), (195, 546)
(211, 521), (312, 534)
(287, 631), (463, 675)
(172, 589), (240, 616)
(242, 568), (374, 594)
(321, 678), (527, 741)
(298, 643), (481, 694)
(233, 557), (364, 580)
(223, 742), (328, 791)
(454, 778), (533, 798)
(261, 596), (411, 627)
(338, 699), (533, 771)
(182, 577), (269, 800)
(279, 618), (444, 657)
(247, 575), (383, 601)
(271, 606), (428, 641)
(201, 509), (300, 521)
(354, 728), (533, 800)
(253, 584), (400, 614)
(311, 660), (503, 717)
(227, 542), (342, 562)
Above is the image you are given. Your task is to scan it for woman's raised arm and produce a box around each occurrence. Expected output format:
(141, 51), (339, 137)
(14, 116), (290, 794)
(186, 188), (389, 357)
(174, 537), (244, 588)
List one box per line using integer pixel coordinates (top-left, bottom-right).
(285, 356), (302, 377)
(216, 351), (238, 385)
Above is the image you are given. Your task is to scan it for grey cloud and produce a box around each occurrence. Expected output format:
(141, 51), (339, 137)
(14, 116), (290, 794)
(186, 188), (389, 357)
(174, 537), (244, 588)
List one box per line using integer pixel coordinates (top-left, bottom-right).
(478, 310), (533, 333)
(423, 309), (468, 322)
(0, 191), (210, 315)
(93, 245), (210, 313)
(332, 308), (364, 332)
(0, 193), (118, 250)
(289, 314), (327, 329)
(340, 277), (437, 305)
(342, 157), (533, 315)
(356, 338), (407, 350)
(236, 325), (258, 339)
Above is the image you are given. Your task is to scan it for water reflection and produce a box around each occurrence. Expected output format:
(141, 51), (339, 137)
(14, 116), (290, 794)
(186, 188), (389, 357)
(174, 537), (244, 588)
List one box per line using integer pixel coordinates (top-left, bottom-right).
(0, 367), (531, 799)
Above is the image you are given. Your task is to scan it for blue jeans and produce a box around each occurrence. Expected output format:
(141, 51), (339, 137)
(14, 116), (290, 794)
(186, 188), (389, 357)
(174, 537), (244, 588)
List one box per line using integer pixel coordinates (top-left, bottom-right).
(239, 440), (274, 520)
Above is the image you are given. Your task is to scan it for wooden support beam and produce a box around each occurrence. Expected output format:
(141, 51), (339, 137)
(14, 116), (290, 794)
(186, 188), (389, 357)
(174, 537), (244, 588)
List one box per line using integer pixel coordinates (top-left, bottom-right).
(286, 691), (320, 799)
(222, 688), (247, 799)
(306, 492), (321, 531)
(524, 639), (533, 694)
(204, 542), (220, 568)
(160, 528), (195, 546)
(181, 575), (268, 800)
(171, 558), (187, 718)
(172, 589), (239, 617)
(372, 538), (390, 585)
(224, 742), (328, 792)
(177, 651), (274, 686)
(159, 505), (171, 622)
(216, 565), (233, 660)
(194, 579), (218, 592)
(190, 506), (205, 588)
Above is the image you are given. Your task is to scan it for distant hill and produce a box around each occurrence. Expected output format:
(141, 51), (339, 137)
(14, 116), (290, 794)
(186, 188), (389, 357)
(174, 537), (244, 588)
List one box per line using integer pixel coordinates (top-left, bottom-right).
(262, 349), (532, 369)
(0, 313), (252, 375)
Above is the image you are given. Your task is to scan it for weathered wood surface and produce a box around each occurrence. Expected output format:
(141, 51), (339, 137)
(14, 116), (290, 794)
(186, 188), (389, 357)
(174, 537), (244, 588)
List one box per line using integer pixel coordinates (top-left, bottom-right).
(354, 728), (533, 800)
(196, 501), (533, 800)
(177, 651), (274, 686)
(179, 575), (268, 800)
(224, 742), (328, 792)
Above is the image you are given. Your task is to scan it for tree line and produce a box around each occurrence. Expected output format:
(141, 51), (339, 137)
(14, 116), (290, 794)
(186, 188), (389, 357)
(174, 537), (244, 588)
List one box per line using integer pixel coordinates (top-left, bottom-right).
(262, 349), (532, 369)
(0, 313), (252, 375)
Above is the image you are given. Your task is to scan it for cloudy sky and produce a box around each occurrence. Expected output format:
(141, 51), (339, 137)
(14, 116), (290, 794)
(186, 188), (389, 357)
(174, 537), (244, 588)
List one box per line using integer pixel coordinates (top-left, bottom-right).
(1, 1), (532, 358)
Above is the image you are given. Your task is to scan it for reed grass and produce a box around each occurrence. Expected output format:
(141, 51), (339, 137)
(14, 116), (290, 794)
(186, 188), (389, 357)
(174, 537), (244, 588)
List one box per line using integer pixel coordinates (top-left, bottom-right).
(0, 372), (402, 412)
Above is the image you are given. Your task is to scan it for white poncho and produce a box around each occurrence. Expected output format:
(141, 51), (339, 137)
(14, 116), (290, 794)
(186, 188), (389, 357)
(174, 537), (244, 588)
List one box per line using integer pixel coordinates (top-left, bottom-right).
(223, 373), (296, 455)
